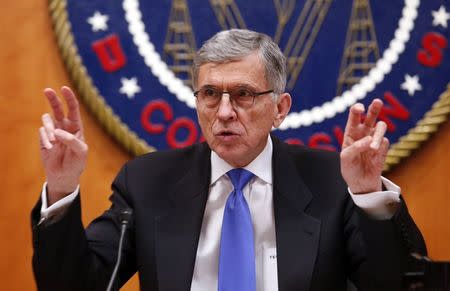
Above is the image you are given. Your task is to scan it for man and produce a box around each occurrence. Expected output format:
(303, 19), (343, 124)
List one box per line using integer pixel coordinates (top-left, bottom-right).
(33, 29), (425, 291)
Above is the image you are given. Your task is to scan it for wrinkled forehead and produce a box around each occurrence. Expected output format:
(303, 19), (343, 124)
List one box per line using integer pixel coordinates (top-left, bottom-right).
(196, 53), (268, 89)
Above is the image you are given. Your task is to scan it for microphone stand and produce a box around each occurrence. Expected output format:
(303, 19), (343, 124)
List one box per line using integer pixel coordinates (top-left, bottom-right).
(106, 209), (133, 291)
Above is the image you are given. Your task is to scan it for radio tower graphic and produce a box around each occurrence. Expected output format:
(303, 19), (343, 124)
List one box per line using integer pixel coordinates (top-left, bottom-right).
(273, 0), (297, 44)
(163, 0), (197, 85)
(284, 0), (332, 89)
(209, 0), (246, 30)
(336, 0), (380, 95)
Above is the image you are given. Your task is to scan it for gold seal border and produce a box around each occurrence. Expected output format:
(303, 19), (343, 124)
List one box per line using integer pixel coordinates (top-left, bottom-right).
(48, 0), (450, 171)
(49, 0), (154, 156)
(384, 84), (450, 171)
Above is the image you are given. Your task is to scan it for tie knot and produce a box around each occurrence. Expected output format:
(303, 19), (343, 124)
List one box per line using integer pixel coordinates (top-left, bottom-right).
(227, 168), (254, 191)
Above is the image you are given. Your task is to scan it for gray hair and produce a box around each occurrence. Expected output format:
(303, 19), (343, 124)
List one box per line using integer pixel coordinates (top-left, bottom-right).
(192, 29), (287, 94)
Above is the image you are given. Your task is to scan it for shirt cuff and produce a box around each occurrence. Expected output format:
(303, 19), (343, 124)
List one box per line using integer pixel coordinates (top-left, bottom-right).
(349, 177), (401, 220)
(40, 182), (79, 220)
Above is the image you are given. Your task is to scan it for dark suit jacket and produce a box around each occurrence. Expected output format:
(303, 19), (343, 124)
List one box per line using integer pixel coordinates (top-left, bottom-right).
(31, 136), (426, 291)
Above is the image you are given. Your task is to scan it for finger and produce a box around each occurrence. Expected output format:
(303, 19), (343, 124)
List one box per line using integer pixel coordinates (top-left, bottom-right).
(43, 88), (65, 122)
(61, 86), (81, 125)
(41, 113), (55, 141)
(39, 127), (53, 150)
(54, 128), (87, 154)
(346, 103), (365, 129)
(370, 121), (387, 150)
(340, 135), (372, 161)
(379, 137), (390, 155)
(342, 103), (365, 148)
(364, 98), (383, 128)
(374, 137), (390, 168)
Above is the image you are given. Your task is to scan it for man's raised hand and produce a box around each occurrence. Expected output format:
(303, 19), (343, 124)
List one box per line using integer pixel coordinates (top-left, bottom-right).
(340, 99), (389, 194)
(39, 86), (88, 206)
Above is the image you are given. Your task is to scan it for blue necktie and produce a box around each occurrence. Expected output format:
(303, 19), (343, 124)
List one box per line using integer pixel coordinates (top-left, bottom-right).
(218, 168), (256, 291)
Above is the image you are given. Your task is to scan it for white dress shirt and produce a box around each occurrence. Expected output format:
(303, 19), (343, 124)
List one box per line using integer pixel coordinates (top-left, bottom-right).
(40, 137), (401, 291)
(191, 137), (277, 291)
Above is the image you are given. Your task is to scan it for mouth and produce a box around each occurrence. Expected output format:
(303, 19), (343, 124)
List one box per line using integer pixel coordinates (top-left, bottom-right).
(219, 132), (234, 136)
(215, 130), (240, 140)
(216, 129), (238, 136)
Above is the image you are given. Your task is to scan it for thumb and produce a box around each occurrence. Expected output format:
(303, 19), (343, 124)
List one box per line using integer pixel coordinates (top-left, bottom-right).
(340, 135), (373, 161)
(54, 128), (88, 154)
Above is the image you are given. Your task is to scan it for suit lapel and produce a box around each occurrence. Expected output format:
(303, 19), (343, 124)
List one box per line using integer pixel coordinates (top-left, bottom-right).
(272, 137), (321, 291)
(154, 139), (322, 291)
(155, 143), (211, 291)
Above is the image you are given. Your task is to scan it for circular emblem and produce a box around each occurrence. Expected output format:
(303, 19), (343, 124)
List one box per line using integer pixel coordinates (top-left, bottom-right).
(49, 0), (450, 170)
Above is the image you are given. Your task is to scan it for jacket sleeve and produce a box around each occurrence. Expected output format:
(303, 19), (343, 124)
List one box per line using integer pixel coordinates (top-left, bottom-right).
(31, 164), (137, 291)
(347, 194), (427, 290)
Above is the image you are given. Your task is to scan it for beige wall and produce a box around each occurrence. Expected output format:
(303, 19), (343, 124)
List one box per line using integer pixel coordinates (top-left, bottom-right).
(0, 1), (448, 290)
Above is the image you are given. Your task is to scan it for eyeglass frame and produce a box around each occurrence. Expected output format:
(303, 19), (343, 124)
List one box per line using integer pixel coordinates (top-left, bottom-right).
(193, 86), (275, 110)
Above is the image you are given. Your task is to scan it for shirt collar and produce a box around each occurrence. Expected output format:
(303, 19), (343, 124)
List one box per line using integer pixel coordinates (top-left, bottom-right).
(210, 136), (273, 185)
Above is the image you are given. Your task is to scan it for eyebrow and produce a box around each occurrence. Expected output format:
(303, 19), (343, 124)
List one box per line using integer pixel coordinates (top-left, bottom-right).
(200, 84), (259, 91)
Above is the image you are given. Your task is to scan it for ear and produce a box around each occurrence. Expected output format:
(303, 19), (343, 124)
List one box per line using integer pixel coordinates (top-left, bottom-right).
(273, 93), (292, 128)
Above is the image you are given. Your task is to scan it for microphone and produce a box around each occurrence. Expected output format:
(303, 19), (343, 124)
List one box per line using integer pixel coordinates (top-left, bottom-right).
(106, 208), (134, 291)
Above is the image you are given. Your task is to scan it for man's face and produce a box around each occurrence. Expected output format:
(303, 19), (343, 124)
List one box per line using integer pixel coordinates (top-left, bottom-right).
(195, 52), (291, 167)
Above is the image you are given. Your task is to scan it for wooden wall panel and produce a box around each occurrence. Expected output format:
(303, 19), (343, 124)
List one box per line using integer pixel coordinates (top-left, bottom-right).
(0, 1), (448, 290)
(0, 1), (136, 290)
(387, 120), (450, 261)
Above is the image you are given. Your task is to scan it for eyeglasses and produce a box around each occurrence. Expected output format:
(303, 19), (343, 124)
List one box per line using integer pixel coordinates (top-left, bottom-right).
(193, 86), (274, 110)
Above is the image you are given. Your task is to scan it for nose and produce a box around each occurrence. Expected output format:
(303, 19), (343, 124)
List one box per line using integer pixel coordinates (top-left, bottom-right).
(216, 93), (237, 121)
